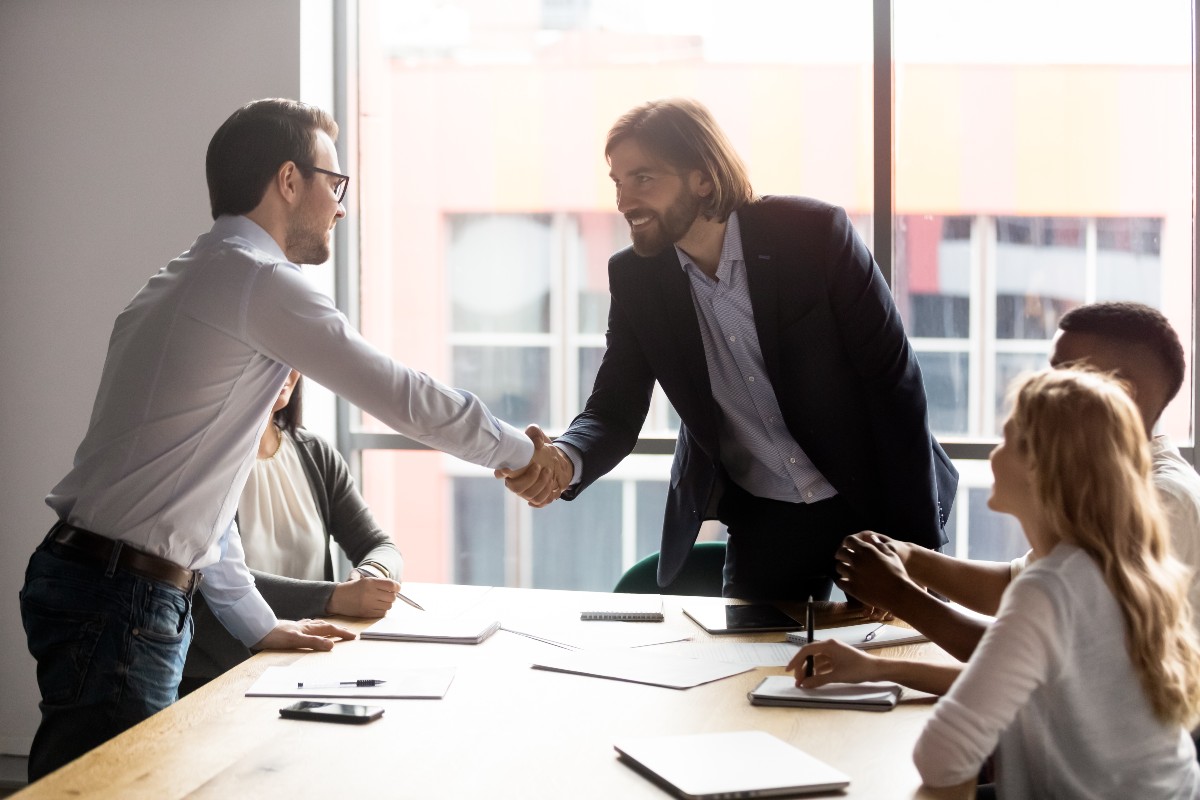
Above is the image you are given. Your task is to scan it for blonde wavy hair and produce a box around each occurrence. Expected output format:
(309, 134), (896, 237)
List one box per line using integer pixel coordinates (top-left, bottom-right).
(1010, 368), (1200, 727)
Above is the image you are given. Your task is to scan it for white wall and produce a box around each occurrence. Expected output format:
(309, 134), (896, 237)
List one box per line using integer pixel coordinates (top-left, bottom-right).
(0, 0), (303, 754)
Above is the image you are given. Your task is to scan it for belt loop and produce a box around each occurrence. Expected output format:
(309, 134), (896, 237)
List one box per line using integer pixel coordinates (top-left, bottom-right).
(105, 539), (124, 578)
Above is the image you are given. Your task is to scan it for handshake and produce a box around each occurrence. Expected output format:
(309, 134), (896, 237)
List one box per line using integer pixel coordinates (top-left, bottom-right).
(495, 424), (575, 508)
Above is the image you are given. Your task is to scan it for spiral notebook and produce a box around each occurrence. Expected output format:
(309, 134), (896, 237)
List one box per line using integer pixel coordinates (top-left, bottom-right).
(580, 594), (665, 622)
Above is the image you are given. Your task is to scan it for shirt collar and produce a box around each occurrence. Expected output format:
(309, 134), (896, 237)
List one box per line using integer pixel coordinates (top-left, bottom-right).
(211, 215), (291, 264)
(675, 210), (744, 283)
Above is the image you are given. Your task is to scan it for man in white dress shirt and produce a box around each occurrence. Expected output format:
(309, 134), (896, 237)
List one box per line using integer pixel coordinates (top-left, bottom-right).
(20, 99), (556, 781)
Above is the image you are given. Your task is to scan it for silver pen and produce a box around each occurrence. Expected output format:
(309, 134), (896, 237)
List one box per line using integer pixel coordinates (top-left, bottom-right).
(395, 590), (425, 611)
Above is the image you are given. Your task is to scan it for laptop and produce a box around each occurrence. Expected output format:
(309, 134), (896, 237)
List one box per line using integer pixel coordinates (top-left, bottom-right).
(683, 603), (804, 635)
(613, 730), (850, 799)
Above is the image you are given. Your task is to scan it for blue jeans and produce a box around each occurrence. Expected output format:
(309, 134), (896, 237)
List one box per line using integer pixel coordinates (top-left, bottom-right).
(20, 533), (194, 782)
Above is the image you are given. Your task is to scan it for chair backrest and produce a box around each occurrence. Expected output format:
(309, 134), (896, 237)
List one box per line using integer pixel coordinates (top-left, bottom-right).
(613, 541), (726, 596)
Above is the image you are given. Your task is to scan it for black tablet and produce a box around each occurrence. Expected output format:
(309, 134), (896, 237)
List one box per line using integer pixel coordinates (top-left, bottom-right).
(682, 603), (803, 635)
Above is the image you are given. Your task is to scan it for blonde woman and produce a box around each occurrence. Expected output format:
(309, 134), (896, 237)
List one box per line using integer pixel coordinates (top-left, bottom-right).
(904, 368), (1200, 796)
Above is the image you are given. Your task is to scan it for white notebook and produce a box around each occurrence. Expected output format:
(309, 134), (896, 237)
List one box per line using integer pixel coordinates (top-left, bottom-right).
(532, 650), (752, 689)
(748, 675), (902, 712)
(786, 622), (928, 650)
(614, 730), (850, 799)
(360, 614), (500, 644)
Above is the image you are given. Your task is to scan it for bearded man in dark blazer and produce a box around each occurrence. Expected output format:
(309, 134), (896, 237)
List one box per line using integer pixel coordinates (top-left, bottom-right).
(500, 98), (958, 602)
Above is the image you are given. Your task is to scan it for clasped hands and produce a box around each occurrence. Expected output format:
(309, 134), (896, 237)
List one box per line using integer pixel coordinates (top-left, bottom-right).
(495, 424), (574, 508)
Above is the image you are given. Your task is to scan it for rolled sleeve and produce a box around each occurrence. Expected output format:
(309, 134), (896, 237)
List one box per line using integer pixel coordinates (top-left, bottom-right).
(197, 523), (279, 647)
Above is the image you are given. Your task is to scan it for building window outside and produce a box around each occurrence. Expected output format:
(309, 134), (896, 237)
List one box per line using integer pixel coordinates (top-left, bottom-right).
(347, 0), (1193, 591)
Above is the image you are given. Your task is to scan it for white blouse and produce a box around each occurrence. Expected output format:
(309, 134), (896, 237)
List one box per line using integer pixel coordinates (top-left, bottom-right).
(237, 429), (326, 581)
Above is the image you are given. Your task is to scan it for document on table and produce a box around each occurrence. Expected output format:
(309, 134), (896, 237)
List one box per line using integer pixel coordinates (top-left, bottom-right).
(650, 640), (801, 667)
(502, 621), (690, 651)
(361, 613), (500, 644)
(245, 665), (456, 699)
(531, 649), (753, 689)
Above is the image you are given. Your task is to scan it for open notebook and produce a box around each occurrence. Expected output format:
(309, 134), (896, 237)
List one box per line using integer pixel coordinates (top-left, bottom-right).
(614, 730), (850, 799)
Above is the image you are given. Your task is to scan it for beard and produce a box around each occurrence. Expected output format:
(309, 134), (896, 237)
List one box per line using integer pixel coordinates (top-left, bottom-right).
(628, 186), (704, 257)
(284, 210), (332, 265)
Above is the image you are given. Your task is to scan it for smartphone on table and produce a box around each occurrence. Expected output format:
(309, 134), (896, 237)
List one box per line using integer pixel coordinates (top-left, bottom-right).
(279, 700), (384, 724)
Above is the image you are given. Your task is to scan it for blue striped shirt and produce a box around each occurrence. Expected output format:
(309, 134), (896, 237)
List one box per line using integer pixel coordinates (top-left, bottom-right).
(677, 211), (836, 504)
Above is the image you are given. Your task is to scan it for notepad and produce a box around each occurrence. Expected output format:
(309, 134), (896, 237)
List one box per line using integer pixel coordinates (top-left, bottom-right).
(245, 665), (455, 699)
(360, 613), (500, 644)
(785, 622), (928, 650)
(748, 675), (902, 711)
(580, 594), (665, 622)
(614, 730), (850, 799)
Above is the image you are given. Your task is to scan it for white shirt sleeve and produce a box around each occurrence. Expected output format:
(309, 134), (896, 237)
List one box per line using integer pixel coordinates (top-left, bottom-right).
(197, 521), (278, 647)
(913, 575), (1061, 787)
(242, 265), (534, 471)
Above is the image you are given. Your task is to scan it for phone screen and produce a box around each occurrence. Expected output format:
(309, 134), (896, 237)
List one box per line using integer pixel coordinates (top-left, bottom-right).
(279, 701), (384, 724)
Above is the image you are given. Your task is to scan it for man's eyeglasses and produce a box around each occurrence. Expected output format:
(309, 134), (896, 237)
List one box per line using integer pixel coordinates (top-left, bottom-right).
(296, 163), (350, 203)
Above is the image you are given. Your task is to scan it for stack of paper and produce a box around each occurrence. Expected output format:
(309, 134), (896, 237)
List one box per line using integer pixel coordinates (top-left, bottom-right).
(748, 675), (902, 711)
(532, 650), (752, 689)
(361, 614), (500, 644)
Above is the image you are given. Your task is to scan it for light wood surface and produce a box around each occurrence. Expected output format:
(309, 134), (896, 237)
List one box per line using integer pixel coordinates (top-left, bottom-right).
(15, 584), (966, 799)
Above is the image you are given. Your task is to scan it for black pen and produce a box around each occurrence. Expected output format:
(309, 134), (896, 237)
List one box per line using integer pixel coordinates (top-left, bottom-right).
(297, 679), (387, 688)
(805, 595), (815, 678)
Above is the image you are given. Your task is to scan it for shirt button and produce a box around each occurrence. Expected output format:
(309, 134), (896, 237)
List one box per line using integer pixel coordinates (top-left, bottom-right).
(789, 457), (796, 464)
(748, 376), (755, 382)
(806, 491), (814, 499)
(729, 335), (736, 342)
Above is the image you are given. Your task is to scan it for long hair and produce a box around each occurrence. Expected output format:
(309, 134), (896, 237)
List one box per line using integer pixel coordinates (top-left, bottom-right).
(1010, 368), (1200, 727)
(206, 98), (339, 220)
(272, 375), (303, 437)
(605, 98), (754, 222)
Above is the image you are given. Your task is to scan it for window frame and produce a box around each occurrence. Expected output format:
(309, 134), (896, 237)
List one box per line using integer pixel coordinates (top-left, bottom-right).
(329, 0), (1198, 468)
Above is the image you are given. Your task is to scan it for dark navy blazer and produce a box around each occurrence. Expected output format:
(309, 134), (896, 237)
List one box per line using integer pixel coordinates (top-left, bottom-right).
(555, 196), (958, 587)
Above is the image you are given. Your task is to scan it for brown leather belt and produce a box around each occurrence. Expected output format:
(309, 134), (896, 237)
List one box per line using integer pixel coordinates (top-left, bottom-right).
(51, 522), (199, 594)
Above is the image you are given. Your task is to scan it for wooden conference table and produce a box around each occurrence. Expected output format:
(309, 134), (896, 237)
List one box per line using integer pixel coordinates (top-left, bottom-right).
(16, 583), (964, 800)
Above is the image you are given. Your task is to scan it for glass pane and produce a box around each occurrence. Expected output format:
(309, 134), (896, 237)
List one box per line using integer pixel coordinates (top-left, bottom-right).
(894, 0), (1193, 444)
(966, 488), (1027, 562)
(531, 481), (622, 591)
(449, 214), (552, 333)
(453, 346), (550, 424)
(915, 351), (969, 436)
(635, 480), (670, 559)
(896, 215), (971, 338)
(994, 351), (1050, 435)
(578, 347), (605, 411)
(573, 213), (623, 335)
(453, 477), (507, 586)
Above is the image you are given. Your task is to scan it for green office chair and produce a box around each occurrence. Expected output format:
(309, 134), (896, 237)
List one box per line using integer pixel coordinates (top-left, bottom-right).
(613, 541), (727, 596)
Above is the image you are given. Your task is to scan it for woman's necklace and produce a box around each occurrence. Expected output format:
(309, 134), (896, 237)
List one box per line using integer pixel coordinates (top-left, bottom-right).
(261, 424), (284, 460)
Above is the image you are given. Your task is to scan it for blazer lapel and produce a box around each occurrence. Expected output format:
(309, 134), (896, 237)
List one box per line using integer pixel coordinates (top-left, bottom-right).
(654, 252), (719, 442)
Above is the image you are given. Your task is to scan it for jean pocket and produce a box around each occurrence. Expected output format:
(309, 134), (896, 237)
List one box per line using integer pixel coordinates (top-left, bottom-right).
(20, 592), (105, 707)
(133, 584), (189, 644)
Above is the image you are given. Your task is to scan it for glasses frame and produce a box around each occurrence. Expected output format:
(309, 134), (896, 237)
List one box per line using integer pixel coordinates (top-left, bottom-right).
(296, 162), (350, 203)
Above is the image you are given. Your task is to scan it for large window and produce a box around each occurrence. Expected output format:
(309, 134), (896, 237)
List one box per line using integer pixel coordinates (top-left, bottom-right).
(338, 0), (1194, 590)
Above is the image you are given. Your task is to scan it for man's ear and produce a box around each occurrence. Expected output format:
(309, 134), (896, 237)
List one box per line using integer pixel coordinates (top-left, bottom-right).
(276, 161), (302, 206)
(690, 169), (714, 199)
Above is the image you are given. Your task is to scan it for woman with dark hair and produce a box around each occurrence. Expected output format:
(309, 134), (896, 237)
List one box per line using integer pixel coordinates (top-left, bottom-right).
(182, 370), (400, 691)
